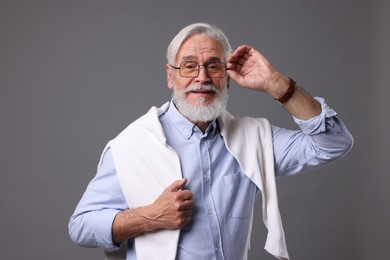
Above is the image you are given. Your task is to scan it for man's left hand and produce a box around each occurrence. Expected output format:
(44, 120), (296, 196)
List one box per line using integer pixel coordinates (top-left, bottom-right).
(227, 45), (289, 98)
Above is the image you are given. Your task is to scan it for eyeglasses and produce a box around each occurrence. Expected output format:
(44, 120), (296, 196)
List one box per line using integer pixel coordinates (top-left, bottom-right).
(169, 61), (229, 78)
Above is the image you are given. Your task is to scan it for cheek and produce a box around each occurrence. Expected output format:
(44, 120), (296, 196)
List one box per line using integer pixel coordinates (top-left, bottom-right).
(173, 77), (193, 90)
(213, 78), (228, 89)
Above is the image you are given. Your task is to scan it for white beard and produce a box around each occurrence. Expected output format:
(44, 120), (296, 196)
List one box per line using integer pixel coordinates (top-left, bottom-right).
(172, 84), (228, 123)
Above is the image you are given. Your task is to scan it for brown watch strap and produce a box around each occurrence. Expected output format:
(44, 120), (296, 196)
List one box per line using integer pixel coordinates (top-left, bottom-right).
(275, 78), (297, 104)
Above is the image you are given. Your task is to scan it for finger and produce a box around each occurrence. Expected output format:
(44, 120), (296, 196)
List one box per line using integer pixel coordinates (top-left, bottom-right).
(227, 46), (244, 62)
(179, 200), (194, 211)
(228, 45), (252, 62)
(227, 53), (254, 72)
(178, 210), (192, 223)
(177, 206), (193, 217)
(226, 69), (242, 82)
(174, 191), (193, 210)
(178, 214), (192, 227)
(166, 178), (187, 192)
(176, 190), (193, 200)
(232, 45), (251, 56)
(236, 57), (249, 66)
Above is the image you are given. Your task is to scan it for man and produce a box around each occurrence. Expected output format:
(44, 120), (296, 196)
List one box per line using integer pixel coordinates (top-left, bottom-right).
(69, 23), (353, 260)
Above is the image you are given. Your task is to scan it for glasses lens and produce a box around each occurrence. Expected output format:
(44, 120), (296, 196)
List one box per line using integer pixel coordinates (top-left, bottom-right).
(206, 62), (225, 77)
(180, 62), (199, 77)
(179, 61), (226, 78)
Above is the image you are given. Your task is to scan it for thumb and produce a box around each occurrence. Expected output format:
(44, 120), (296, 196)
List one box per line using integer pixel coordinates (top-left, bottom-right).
(166, 178), (187, 192)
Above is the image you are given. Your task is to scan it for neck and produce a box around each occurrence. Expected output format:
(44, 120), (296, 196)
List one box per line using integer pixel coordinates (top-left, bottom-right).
(194, 121), (211, 133)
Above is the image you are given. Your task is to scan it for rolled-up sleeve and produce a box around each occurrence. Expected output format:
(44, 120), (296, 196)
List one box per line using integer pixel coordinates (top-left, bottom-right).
(68, 148), (128, 251)
(272, 97), (353, 178)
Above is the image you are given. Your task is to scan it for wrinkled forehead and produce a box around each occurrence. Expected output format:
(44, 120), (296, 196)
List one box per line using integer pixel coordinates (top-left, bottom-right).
(175, 34), (225, 63)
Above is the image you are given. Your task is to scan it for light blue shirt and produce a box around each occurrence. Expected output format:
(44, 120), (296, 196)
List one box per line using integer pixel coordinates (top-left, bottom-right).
(69, 98), (353, 259)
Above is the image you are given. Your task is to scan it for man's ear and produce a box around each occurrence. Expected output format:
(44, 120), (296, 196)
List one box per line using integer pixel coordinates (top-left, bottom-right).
(166, 64), (174, 89)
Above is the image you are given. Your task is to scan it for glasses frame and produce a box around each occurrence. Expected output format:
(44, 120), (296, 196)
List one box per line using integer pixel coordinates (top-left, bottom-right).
(169, 61), (230, 78)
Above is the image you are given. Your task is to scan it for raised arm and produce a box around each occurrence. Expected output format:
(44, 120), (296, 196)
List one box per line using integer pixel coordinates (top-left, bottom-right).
(227, 45), (321, 120)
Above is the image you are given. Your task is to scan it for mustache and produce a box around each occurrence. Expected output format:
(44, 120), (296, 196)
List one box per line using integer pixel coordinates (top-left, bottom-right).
(184, 84), (218, 93)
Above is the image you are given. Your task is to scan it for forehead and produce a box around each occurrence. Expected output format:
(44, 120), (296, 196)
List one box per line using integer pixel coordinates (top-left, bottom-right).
(176, 34), (224, 62)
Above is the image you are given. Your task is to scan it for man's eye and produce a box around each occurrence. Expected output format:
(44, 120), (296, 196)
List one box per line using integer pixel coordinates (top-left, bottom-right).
(207, 63), (220, 70)
(182, 63), (198, 70)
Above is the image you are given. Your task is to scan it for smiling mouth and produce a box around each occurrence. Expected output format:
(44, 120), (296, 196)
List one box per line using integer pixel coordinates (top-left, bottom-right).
(190, 89), (215, 94)
(184, 85), (218, 97)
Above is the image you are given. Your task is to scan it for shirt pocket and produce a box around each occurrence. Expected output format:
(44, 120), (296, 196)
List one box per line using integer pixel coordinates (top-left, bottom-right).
(222, 170), (256, 219)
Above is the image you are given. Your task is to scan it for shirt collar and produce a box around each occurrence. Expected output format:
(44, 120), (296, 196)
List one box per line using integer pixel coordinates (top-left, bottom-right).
(166, 101), (218, 140)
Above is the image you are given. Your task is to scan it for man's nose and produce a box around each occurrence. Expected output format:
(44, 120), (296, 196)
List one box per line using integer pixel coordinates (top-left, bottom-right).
(195, 66), (210, 83)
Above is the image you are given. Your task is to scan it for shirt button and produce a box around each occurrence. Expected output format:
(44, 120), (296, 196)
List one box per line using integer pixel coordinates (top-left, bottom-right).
(208, 209), (212, 215)
(203, 174), (208, 180)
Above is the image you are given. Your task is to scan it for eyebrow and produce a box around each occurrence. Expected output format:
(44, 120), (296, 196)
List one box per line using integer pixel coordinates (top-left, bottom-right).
(180, 56), (223, 63)
(181, 55), (198, 61)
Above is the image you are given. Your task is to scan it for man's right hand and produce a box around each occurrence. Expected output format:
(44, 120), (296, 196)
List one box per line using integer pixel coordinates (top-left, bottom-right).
(146, 178), (193, 230)
(112, 178), (193, 244)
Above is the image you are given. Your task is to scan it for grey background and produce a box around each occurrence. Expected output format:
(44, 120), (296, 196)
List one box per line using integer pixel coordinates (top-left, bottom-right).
(1, 0), (389, 259)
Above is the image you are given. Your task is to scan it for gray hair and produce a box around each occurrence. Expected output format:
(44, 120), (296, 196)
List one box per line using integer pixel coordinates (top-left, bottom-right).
(166, 23), (233, 65)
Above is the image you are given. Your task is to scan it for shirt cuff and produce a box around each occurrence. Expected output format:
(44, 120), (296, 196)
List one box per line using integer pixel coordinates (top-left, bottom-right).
(292, 97), (337, 135)
(95, 209), (122, 251)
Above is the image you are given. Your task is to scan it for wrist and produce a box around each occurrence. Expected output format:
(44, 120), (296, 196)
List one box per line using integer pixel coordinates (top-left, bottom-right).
(266, 73), (288, 96)
(138, 205), (161, 231)
(274, 78), (297, 104)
